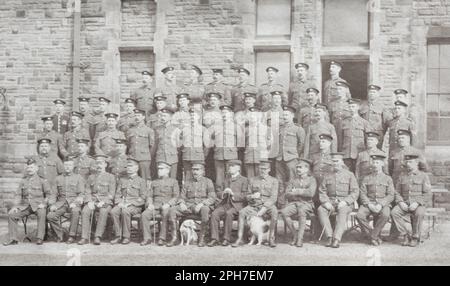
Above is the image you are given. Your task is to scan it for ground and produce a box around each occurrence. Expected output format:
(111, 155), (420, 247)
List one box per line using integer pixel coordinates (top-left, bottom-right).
(0, 218), (449, 266)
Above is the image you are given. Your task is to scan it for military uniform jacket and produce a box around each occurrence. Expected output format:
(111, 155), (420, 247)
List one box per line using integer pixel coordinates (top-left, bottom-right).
(211, 117), (238, 161)
(311, 152), (333, 184)
(94, 129), (126, 157)
(386, 116), (416, 150)
(266, 106), (283, 159)
(146, 177), (180, 209)
(323, 76), (346, 104)
(107, 153), (128, 179)
(217, 174), (249, 210)
(37, 130), (64, 158)
(51, 113), (70, 134)
(155, 124), (181, 165)
(230, 82), (257, 112)
(319, 168), (359, 206)
(359, 172), (395, 207)
(241, 113), (271, 164)
(303, 120), (338, 158)
(246, 175), (278, 208)
(204, 81), (232, 106)
(359, 101), (390, 134)
(61, 127), (90, 158)
(85, 172), (116, 206)
(288, 77), (314, 110)
(126, 123), (155, 162)
(154, 81), (181, 110)
(180, 176), (216, 207)
(395, 170), (431, 206)
(257, 81), (285, 111)
(53, 173), (85, 209)
(172, 109), (191, 129)
(355, 148), (387, 182)
(147, 111), (162, 130)
(131, 85), (156, 113)
(84, 111), (107, 141)
(74, 154), (96, 180)
(34, 154), (64, 186)
(297, 105), (328, 131)
(115, 175), (147, 207)
(14, 174), (52, 212)
(180, 82), (204, 104)
(276, 122), (305, 162)
(285, 175), (317, 204)
(181, 124), (208, 161)
(117, 113), (136, 133)
(203, 108), (222, 128)
(340, 115), (371, 159)
(389, 145), (429, 184)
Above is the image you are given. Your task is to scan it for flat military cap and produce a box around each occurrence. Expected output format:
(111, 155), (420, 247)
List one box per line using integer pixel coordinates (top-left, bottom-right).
(70, 111), (84, 118)
(94, 154), (108, 161)
(133, 109), (146, 115)
(365, 131), (380, 138)
(41, 116), (53, 122)
(397, 129), (412, 136)
(157, 161), (171, 168)
(53, 99), (66, 105)
(227, 160), (242, 166)
(266, 66), (279, 73)
(219, 105), (233, 111)
(105, 113), (119, 119)
(270, 90), (284, 96)
(177, 93), (190, 100)
(394, 89), (408, 95)
(161, 107), (174, 114)
(295, 63), (309, 70)
(394, 100), (408, 107)
(124, 98), (136, 104)
(297, 158), (312, 168)
(191, 161), (206, 167)
(212, 68), (223, 74)
(78, 97), (90, 102)
(347, 98), (361, 105)
(258, 160), (271, 167)
(161, 66), (175, 74)
(206, 92), (222, 99)
(154, 95), (167, 102)
(37, 138), (52, 144)
(26, 157), (37, 165)
(330, 61), (343, 68)
(190, 64), (202, 75)
(248, 107), (259, 112)
(315, 103), (328, 110)
(236, 67), (250, 75)
(244, 92), (257, 99)
(370, 154), (386, 160)
(127, 156), (140, 164)
(98, 97), (111, 103)
(318, 133), (333, 141)
(306, 87), (320, 94)
(76, 138), (90, 145)
(282, 105), (297, 113)
(114, 138), (127, 144)
(404, 154), (419, 160)
(330, 152), (345, 158)
(141, 71), (153, 76)
(368, 84), (381, 91)
(336, 81), (350, 88)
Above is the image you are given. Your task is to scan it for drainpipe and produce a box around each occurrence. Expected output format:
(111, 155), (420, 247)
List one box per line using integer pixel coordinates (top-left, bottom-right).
(72, 0), (81, 109)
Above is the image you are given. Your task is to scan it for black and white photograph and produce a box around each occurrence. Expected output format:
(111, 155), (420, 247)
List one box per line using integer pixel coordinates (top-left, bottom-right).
(0, 0), (450, 268)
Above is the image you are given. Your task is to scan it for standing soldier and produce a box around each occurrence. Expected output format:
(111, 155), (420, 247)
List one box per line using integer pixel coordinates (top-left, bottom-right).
(167, 162), (216, 247)
(232, 160), (278, 248)
(303, 104), (337, 160)
(110, 157), (147, 245)
(131, 71), (155, 115)
(340, 99), (371, 172)
(78, 154), (116, 245)
(359, 85), (390, 148)
(257, 67), (285, 111)
(392, 88), (421, 127)
(73, 138), (96, 181)
(317, 152), (359, 248)
(230, 68), (257, 112)
(391, 154), (431, 247)
(117, 98), (136, 133)
(329, 81), (351, 148)
(78, 97), (90, 118)
(51, 99), (70, 134)
(276, 105), (305, 208)
(85, 97), (109, 148)
(281, 159), (317, 247)
(266, 91), (284, 176)
(289, 63), (313, 110)
(385, 100), (416, 156)
(296, 87), (325, 131)
(172, 93), (192, 129)
(94, 113), (125, 157)
(147, 95), (169, 130)
(61, 111), (90, 158)
(181, 64), (204, 106)
(38, 116), (64, 159)
(203, 92), (223, 128)
(208, 160), (248, 247)
(34, 138), (64, 188)
(47, 156), (85, 243)
(3, 158), (52, 246)
(323, 61), (347, 105)
(204, 68), (231, 106)
(126, 108), (156, 182)
(141, 161), (180, 246)
(355, 131), (387, 184)
(155, 66), (181, 110)
(107, 138), (128, 180)
(311, 134), (334, 185)
(356, 154), (395, 246)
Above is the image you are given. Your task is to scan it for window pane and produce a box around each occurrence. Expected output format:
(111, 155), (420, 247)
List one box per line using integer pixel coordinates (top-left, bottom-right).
(427, 69), (439, 93)
(440, 69), (450, 93)
(255, 51), (291, 88)
(257, 0), (291, 36)
(439, 94), (450, 117)
(440, 118), (450, 141)
(427, 93), (439, 117)
(323, 0), (368, 46)
(427, 44), (439, 69)
(440, 44), (450, 69)
(427, 117), (439, 141)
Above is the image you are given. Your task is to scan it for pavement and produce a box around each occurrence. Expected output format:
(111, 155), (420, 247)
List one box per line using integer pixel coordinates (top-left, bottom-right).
(0, 218), (449, 266)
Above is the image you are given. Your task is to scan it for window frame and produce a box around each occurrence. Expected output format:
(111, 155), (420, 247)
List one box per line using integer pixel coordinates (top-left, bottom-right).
(255, 0), (293, 40)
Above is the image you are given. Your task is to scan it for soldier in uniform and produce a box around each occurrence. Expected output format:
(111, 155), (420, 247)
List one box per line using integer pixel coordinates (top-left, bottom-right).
(204, 68), (231, 106)
(154, 66), (181, 110)
(340, 98), (371, 172)
(329, 81), (351, 148)
(303, 104), (337, 159)
(78, 154), (116, 245)
(355, 131), (387, 184)
(3, 158), (52, 246)
(130, 71), (156, 115)
(34, 138), (64, 188)
(359, 85), (391, 148)
(323, 61), (348, 105)
(110, 157), (147, 245)
(126, 108), (156, 182)
(386, 100), (416, 156)
(47, 156), (85, 243)
(266, 91), (284, 175)
(281, 159), (317, 247)
(356, 154), (395, 246)
(230, 68), (257, 112)
(117, 98), (136, 133)
(317, 152), (359, 248)
(208, 160), (248, 247)
(296, 87), (326, 131)
(51, 99), (70, 134)
(203, 92), (223, 128)
(257, 66), (285, 111)
(276, 105), (305, 208)
(85, 97), (109, 148)
(78, 96), (90, 117)
(232, 160), (278, 248)
(61, 111), (90, 158)
(288, 62), (313, 110)
(94, 113), (125, 157)
(181, 64), (204, 106)
(167, 162), (216, 247)
(73, 138), (96, 181)
(311, 133), (334, 185)
(147, 95), (169, 130)
(38, 116), (64, 159)
(391, 154), (431, 247)
(141, 161), (180, 246)
(172, 93), (192, 129)
(107, 138), (128, 180)
(391, 88), (421, 127)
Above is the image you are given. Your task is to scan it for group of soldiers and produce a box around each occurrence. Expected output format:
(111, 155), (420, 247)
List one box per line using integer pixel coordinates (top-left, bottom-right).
(3, 61), (431, 249)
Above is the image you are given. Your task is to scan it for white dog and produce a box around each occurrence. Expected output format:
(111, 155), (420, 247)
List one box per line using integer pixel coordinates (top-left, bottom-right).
(247, 216), (270, 246)
(180, 219), (199, 246)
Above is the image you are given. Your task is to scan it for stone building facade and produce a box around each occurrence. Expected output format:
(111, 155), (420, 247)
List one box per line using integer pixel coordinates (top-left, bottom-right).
(1, 0), (450, 213)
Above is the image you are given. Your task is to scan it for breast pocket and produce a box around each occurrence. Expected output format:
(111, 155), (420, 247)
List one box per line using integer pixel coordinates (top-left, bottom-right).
(97, 182), (110, 195)
(336, 178), (350, 197)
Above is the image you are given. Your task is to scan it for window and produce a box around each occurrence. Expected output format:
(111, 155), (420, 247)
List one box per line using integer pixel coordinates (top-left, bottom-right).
(427, 41), (450, 144)
(256, 0), (291, 38)
(323, 0), (369, 47)
(255, 51), (291, 88)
